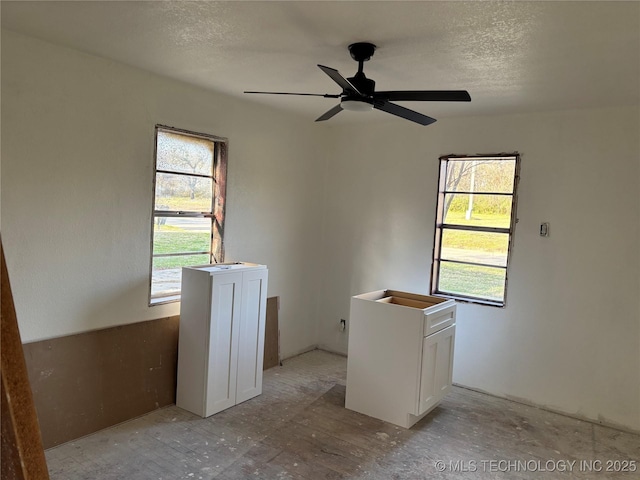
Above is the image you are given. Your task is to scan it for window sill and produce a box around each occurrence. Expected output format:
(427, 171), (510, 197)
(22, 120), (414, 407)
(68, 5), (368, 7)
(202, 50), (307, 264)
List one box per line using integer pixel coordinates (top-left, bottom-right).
(149, 294), (181, 307)
(431, 292), (505, 308)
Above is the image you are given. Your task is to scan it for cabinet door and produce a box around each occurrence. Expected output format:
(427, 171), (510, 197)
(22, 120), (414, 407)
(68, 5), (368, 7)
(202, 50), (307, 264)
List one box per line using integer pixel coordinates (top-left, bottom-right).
(205, 271), (243, 416)
(417, 325), (455, 416)
(235, 269), (268, 404)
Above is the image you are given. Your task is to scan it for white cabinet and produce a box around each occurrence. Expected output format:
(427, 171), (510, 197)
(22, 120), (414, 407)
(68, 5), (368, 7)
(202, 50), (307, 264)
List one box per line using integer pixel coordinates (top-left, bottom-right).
(345, 290), (456, 428)
(176, 263), (268, 418)
(418, 324), (455, 416)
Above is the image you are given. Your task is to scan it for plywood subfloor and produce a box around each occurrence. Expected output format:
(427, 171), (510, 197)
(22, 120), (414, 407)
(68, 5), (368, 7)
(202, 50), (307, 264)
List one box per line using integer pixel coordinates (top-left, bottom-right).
(45, 350), (639, 479)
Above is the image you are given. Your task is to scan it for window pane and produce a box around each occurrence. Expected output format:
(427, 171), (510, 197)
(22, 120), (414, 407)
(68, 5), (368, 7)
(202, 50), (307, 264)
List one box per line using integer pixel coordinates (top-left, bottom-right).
(156, 130), (213, 176)
(443, 194), (512, 228)
(445, 159), (516, 193)
(155, 173), (213, 212)
(441, 229), (509, 267)
(151, 254), (210, 298)
(153, 217), (211, 255)
(438, 262), (506, 302)
(150, 127), (228, 305)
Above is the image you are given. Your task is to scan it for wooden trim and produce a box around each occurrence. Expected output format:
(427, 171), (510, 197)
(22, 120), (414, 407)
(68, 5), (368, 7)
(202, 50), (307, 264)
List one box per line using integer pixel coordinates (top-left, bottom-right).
(263, 297), (280, 370)
(385, 290), (448, 305)
(439, 153), (519, 161)
(156, 124), (228, 144)
(1, 240), (50, 479)
(377, 296), (437, 310)
(212, 140), (228, 263)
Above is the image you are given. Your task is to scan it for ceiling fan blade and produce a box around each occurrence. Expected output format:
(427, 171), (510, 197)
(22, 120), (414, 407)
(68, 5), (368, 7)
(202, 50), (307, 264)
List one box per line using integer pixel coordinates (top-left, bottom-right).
(373, 100), (437, 126)
(374, 90), (471, 102)
(244, 91), (341, 98)
(315, 104), (343, 122)
(317, 65), (362, 95)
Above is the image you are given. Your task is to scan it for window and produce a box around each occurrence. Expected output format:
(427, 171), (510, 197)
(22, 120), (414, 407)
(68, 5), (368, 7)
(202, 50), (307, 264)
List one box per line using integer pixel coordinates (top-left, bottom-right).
(431, 154), (520, 307)
(149, 126), (227, 305)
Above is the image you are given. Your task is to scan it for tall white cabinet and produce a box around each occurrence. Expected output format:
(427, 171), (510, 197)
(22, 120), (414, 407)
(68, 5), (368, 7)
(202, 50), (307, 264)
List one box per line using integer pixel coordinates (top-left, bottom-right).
(346, 289), (456, 428)
(176, 263), (268, 418)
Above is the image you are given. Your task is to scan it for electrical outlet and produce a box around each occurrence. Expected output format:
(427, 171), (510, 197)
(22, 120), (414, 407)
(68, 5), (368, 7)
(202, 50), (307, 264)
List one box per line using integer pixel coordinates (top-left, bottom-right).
(340, 319), (346, 331)
(540, 222), (550, 237)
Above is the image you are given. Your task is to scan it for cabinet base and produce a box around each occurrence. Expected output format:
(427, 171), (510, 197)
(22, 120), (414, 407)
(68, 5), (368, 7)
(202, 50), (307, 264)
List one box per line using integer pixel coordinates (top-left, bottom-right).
(406, 402), (440, 428)
(345, 400), (441, 429)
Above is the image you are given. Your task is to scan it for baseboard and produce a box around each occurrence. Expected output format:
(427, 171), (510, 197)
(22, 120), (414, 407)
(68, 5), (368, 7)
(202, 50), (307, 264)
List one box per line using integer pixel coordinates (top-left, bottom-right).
(315, 346), (347, 358)
(280, 345), (348, 362)
(453, 383), (640, 436)
(280, 344), (319, 362)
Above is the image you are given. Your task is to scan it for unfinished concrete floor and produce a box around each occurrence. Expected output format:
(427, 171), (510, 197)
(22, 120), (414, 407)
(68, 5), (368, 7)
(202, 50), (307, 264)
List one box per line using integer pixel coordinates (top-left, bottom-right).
(46, 350), (639, 479)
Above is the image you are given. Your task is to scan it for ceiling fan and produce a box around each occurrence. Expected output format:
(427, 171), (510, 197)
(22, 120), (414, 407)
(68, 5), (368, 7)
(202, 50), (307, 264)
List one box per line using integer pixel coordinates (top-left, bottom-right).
(245, 42), (471, 126)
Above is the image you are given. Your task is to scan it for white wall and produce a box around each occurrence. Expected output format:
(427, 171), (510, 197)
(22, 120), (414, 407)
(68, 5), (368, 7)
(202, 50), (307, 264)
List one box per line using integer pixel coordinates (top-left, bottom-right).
(3, 29), (639, 432)
(1, 30), (324, 358)
(316, 107), (640, 431)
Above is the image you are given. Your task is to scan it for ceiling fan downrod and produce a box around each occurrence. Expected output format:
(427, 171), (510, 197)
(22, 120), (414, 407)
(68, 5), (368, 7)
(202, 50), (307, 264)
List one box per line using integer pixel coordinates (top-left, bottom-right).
(347, 42), (377, 96)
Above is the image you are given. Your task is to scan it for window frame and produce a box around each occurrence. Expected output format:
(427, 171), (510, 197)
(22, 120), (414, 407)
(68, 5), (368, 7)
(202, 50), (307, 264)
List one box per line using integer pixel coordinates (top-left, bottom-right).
(430, 153), (521, 307)
(148, 125), (228, 306)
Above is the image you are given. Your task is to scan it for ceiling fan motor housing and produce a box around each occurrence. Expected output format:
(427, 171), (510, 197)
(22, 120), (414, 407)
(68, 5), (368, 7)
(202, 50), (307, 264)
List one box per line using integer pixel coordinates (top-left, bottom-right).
(347, 73), (375, 97)
(348, 42), (377, 62)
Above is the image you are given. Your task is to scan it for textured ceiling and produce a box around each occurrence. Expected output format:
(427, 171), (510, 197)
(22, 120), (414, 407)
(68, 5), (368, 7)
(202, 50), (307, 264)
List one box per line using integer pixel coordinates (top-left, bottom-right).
(2, 1), (639, 124)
